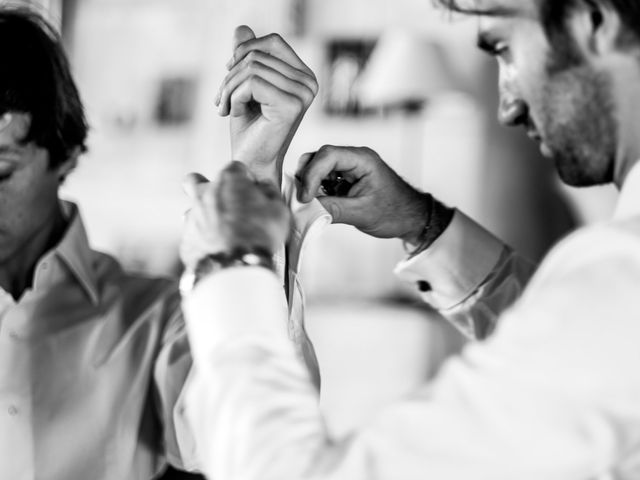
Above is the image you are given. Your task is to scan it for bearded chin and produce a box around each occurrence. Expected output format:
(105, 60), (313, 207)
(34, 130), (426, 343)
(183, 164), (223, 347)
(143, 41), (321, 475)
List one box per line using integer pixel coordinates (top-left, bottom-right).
(541, 65), (618, 188)
(551, 140), (616, 187)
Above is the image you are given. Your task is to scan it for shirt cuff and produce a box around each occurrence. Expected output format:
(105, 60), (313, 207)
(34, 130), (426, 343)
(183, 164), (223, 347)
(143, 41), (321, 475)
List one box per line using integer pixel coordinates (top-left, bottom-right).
(394, 210), (505, 310)
(182, 267), (290, 363)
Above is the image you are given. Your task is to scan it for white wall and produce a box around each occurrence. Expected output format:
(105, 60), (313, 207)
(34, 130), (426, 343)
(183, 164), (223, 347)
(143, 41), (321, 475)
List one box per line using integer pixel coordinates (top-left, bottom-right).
(58, 0), (611, 297)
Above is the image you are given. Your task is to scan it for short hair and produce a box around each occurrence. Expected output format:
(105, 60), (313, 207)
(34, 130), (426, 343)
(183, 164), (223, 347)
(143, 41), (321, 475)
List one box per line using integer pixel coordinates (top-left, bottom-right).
(0, 6), (88, 168)
(434, 0), (640, 46)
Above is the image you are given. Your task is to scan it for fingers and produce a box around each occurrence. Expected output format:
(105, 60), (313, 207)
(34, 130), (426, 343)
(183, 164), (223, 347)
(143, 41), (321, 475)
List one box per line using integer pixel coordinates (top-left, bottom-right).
(217, 162), (291, 252)
(296, 146), (374, 203)
(180, 180), (224, 269)
(216, 50), (317, 114)
(181, 161), (291, 266)
(228, 75), (304, 120)
(220, 63), (314, 117)
(220, 160), (253, 180)
(218, 161), (279, 211)
(227, 32), (312, 77)
(232, 25), (256, 50)
(221, 28), (317, 116)
(226, 50), (318, 95)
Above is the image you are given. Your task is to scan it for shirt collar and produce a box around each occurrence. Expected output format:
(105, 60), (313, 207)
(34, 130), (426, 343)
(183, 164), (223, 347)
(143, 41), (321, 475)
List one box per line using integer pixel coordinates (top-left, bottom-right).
(614, 161), (640, 220)
(55, 201), (100, 305)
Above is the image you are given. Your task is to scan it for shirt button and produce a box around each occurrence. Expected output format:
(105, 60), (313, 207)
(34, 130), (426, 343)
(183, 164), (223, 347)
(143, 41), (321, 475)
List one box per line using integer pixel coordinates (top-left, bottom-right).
(7, 405), (18, 416)
(417, 280), (432, 293)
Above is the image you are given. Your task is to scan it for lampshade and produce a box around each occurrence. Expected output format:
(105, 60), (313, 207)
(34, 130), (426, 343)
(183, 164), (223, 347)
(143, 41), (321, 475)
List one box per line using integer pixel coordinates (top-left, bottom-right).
(357, 31), (456, 108)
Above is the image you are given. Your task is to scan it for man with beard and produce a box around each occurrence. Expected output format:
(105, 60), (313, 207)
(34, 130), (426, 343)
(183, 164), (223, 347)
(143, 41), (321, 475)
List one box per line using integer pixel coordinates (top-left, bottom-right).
(179, 0), (640, 478)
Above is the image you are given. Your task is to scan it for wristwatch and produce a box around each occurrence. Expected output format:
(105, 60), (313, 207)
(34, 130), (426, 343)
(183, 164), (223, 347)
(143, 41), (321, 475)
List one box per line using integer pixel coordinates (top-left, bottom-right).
(180, 248), (275, 295)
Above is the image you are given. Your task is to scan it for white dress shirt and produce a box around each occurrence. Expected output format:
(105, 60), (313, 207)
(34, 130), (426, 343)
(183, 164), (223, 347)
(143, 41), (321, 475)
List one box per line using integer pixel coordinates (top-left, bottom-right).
(0, 202), (194, 480)
(182, 164), (640, 480)
(0, 176), (330, 480)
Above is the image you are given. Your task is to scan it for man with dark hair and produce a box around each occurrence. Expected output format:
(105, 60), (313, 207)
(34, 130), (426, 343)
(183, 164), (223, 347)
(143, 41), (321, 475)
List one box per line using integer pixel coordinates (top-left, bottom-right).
(0, 8), (88, 171)
(179, 0), (640, 478)
(0, 7), (317, 480)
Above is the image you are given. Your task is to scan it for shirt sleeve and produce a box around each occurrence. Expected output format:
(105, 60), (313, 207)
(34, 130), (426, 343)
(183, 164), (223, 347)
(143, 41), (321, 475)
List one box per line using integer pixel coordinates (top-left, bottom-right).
(151, 288), (199, 471)
(395, 210), (536, 339)
(181, 225), (640, 480)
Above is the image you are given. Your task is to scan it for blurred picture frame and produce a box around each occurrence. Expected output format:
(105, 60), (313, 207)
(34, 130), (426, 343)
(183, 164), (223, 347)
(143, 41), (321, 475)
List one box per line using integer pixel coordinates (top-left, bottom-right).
(323, 39), (376, 117)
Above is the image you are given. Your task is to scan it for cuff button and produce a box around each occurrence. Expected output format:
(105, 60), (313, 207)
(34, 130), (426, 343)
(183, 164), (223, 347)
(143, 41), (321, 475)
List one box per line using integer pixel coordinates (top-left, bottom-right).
(417, 280), (432, 292)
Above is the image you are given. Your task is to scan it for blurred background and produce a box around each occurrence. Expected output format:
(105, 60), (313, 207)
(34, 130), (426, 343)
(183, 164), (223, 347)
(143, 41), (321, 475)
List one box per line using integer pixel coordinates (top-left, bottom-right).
(15, 0), (621, 477)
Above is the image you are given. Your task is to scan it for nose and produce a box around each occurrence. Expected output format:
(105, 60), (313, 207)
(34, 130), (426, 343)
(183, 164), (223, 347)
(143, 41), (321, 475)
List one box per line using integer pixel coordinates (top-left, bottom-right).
(498, 92), (528, 127)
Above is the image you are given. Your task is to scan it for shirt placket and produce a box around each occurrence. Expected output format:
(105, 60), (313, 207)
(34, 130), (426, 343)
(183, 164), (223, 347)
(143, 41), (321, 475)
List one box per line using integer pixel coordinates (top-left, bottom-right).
(0, 298), (35, 480)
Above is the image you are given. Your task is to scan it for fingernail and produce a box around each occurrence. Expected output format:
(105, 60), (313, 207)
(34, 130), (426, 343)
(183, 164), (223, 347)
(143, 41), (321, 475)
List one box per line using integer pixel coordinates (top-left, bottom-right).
(214, 91), (220, 107)
(226, 56), (234, 70)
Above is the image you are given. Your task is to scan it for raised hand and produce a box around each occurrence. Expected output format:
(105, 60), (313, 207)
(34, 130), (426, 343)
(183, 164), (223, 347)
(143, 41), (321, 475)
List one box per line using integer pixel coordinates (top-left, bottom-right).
(181, 162), (291, 273)
(296, 145), (435, 245)
(215, 26), (318, 186)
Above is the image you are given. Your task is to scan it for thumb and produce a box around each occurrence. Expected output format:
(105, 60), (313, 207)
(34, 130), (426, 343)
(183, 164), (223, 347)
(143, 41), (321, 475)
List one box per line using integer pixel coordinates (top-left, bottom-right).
(317, 196), (361, 226)
(233, 25), (256, 50)
(182, 172), (210, 200)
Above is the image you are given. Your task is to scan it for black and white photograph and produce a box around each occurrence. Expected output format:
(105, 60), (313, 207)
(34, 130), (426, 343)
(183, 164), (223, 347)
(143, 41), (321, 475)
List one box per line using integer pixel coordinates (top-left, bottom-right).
(0, 0), (637, 479)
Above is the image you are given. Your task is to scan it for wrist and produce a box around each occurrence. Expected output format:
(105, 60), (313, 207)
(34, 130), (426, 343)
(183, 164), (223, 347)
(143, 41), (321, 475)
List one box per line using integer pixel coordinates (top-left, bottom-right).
(399, 193), (433, 246)
(180, 247), (275, 295)
(234, 156), (284, 188)
(402, 196), (454, 257)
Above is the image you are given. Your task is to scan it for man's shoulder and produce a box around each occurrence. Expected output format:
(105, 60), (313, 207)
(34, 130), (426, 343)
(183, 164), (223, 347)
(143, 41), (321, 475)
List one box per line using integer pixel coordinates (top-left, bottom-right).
(530, 215), (640, 286)
(90, 248), (181, 317)
(554, 215), (640, 257)
(501, 216), (640, 333)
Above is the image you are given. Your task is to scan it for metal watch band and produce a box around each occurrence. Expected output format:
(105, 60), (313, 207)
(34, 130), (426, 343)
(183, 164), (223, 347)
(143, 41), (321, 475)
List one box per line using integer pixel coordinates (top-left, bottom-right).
(180, 248), (275, 294)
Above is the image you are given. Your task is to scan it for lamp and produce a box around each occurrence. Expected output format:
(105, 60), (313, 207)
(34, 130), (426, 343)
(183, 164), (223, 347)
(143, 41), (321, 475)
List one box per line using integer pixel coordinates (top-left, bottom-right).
(357, 30), (456, 111)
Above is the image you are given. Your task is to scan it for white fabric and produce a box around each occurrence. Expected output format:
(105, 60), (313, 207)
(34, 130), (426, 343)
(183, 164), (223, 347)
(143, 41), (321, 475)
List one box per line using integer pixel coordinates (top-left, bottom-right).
(395, 211), (536, 338)
(182, 162), (640, 479)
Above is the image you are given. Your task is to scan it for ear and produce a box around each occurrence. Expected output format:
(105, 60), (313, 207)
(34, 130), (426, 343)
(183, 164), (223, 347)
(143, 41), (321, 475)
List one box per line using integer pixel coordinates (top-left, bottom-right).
(55, 146), (80, 182)
(566, 0), (623, 58)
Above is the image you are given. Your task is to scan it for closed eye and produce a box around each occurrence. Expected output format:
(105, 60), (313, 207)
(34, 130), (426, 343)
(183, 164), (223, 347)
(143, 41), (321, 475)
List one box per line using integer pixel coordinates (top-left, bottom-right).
(477, 32), (510, 58)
